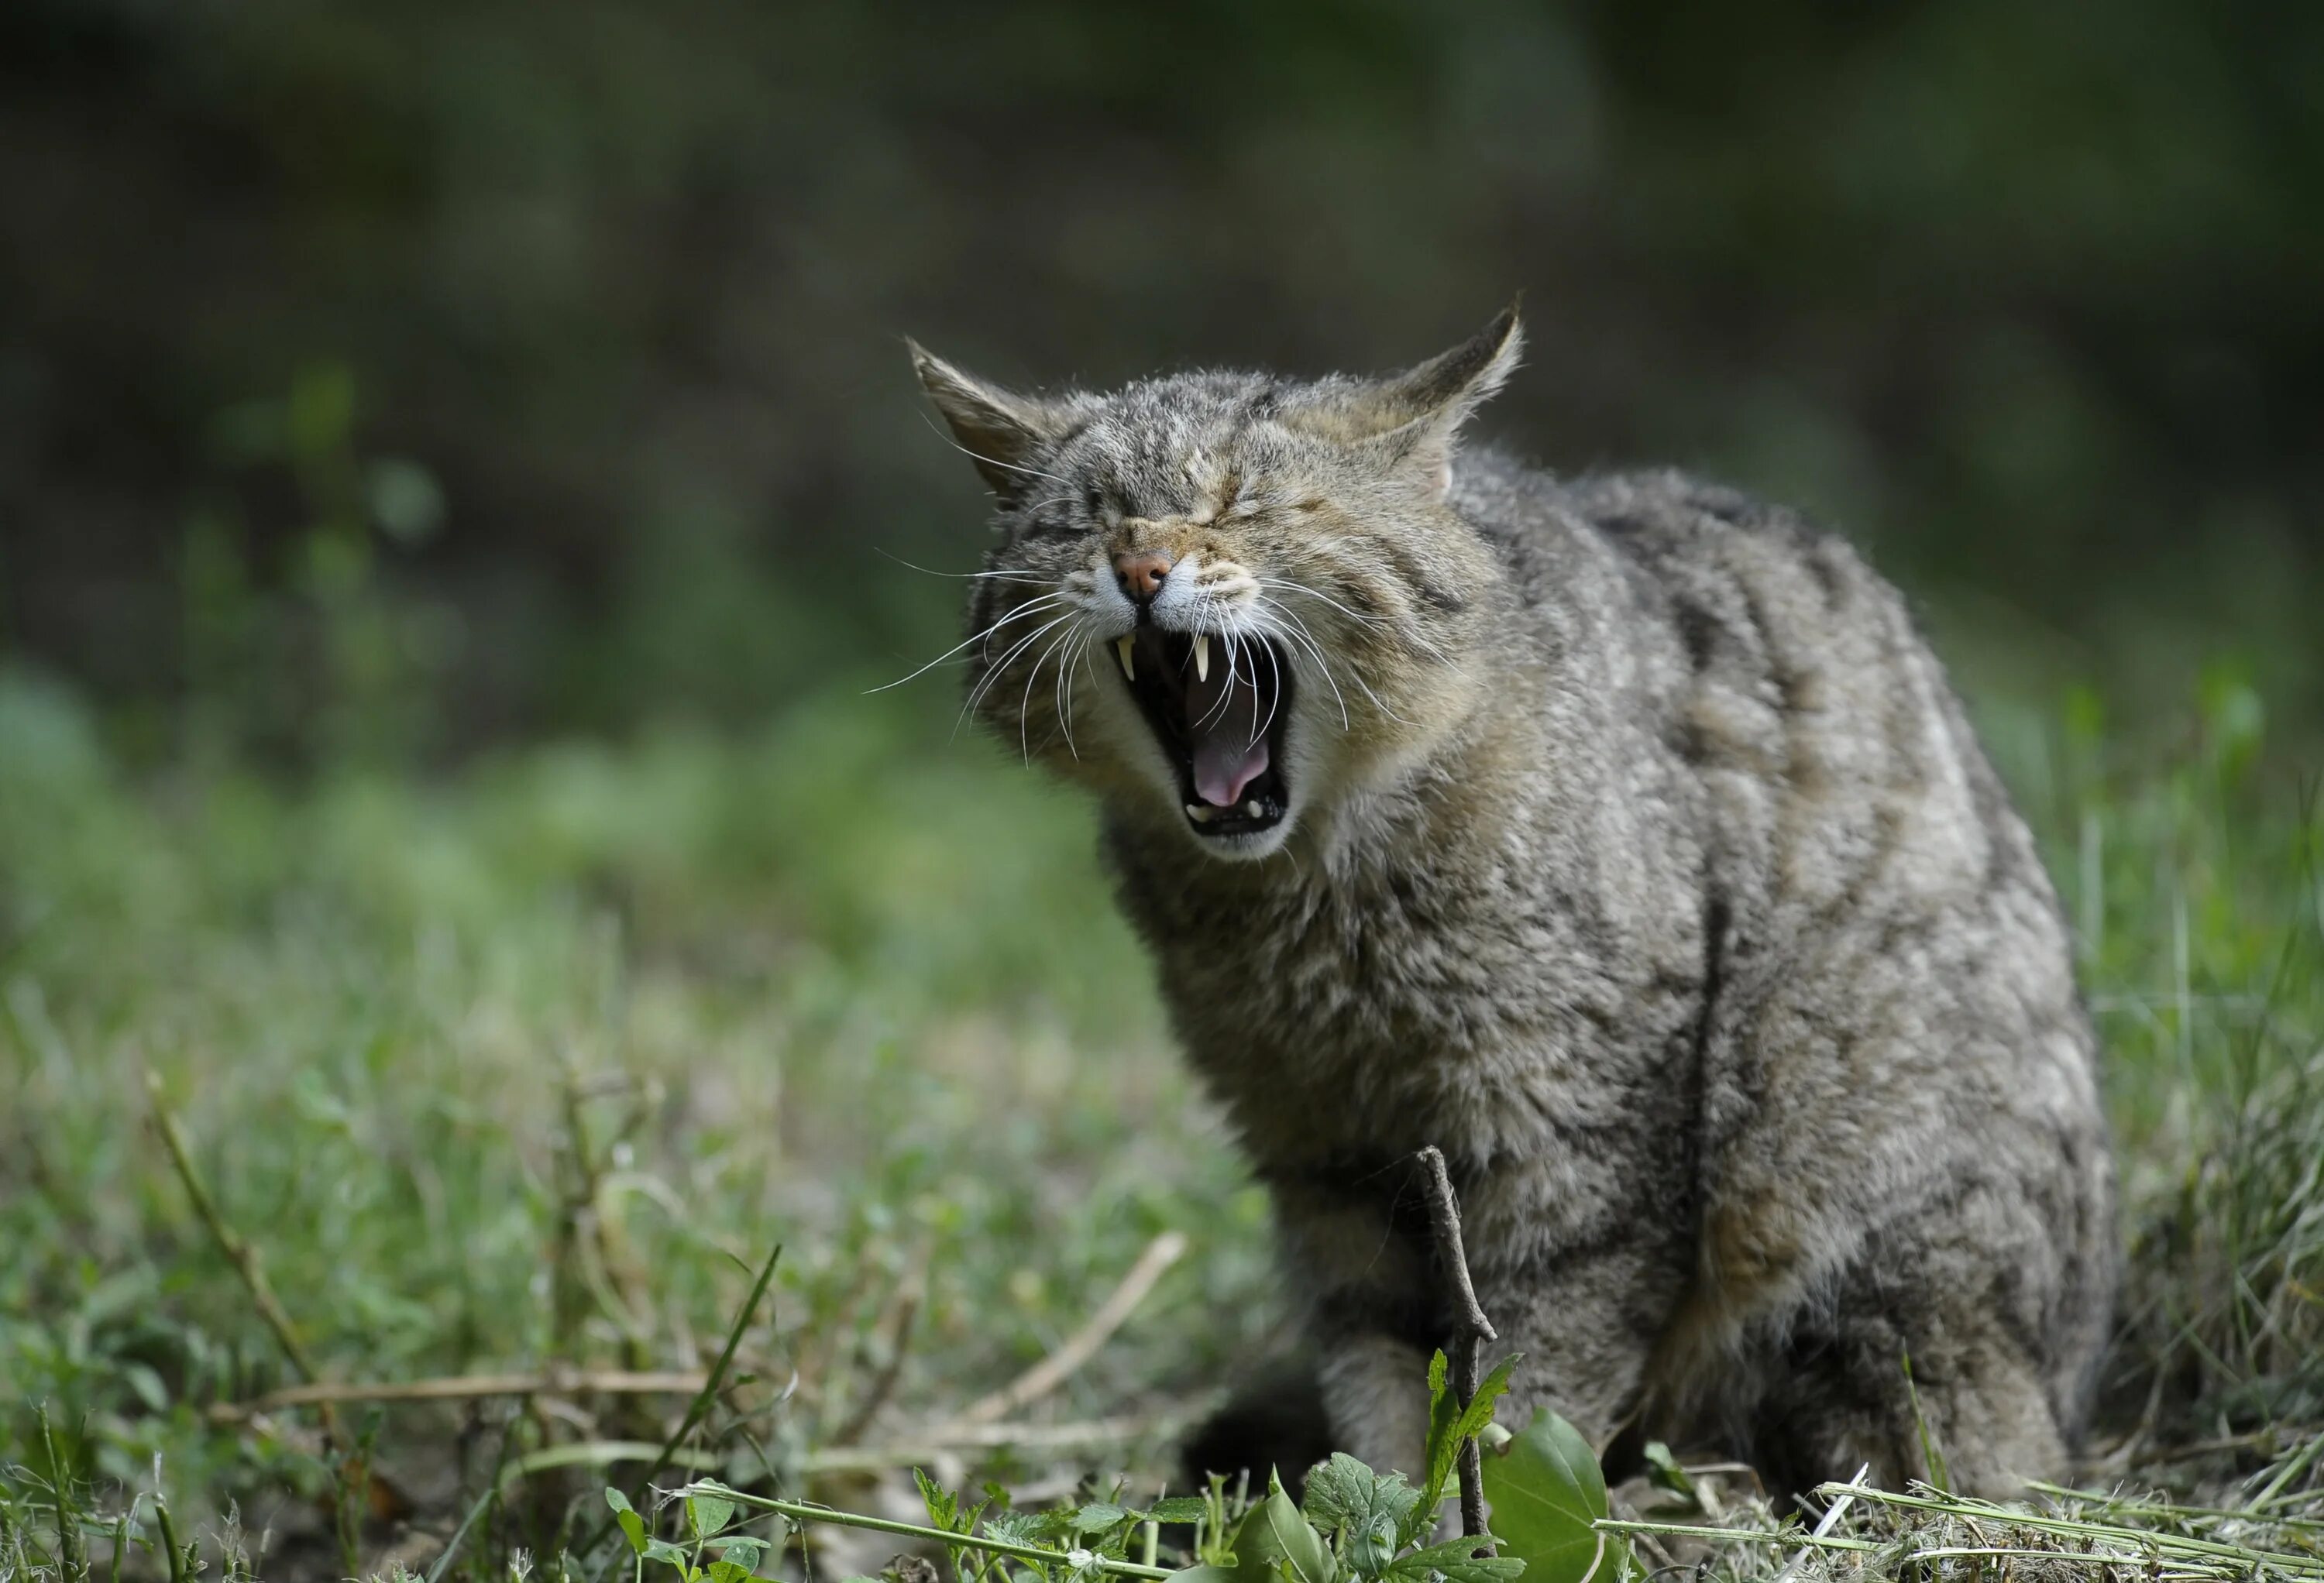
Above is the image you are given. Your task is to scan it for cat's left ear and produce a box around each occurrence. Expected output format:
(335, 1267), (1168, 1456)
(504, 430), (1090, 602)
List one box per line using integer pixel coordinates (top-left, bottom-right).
(1295, 306), (1525, 496)
(909, 341), (1079, 503)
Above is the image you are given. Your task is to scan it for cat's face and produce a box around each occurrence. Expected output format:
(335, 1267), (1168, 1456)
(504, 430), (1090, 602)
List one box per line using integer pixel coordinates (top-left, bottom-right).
(913, 311), (1520, 862)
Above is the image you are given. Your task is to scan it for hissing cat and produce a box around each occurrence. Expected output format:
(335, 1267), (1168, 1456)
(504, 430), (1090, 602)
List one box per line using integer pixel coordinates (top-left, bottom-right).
(910, 311), (2115, 1502)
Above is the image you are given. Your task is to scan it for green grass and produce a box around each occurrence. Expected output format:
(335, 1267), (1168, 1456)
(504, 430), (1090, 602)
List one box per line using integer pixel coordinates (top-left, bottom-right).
(2, 662), (2320, 1581)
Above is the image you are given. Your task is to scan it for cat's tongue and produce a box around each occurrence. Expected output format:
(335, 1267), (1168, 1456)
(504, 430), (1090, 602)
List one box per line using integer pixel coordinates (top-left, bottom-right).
(1185, 653), (1269, 809)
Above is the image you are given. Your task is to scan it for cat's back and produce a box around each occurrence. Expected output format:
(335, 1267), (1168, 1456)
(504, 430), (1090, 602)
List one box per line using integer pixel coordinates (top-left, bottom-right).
(1452, 452), (1903, 676)
(1453, 452), (2061, 947)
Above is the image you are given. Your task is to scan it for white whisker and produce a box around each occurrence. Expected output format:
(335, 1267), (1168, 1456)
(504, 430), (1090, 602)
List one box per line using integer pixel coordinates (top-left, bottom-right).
(967, 610), (1075, 709)
(1270, 575), (1463, 672)
(958, 610), (1078, 737)
(1254, 599), (1351, 730)
(872, 548), (1047, 584)
(1255, 636), (1284, 746)
(1021, 620), (1084, 764)
(1267, 577), (1385, 628)
(868, 592), (1071, 693)
(1191, 610), (1241, 733)
(1057, 633), (1095, 761)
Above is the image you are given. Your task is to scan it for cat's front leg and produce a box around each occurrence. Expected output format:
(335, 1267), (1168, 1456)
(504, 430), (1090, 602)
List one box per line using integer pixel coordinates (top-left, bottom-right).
(1316, 1331), (1435, 1482)
(1270, 1171), (1439, 1482)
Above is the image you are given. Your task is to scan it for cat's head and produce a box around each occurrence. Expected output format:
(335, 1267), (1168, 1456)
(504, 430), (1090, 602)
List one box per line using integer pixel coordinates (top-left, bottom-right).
(910, 310), (1521, 862)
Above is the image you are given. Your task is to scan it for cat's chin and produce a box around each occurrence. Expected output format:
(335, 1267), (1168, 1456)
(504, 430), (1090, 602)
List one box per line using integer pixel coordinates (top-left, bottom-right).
(1172, 805), (1297, 862)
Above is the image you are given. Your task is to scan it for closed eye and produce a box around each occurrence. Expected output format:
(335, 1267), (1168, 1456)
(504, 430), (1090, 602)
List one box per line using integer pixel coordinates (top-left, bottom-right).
(1009, 496), (1102, 541)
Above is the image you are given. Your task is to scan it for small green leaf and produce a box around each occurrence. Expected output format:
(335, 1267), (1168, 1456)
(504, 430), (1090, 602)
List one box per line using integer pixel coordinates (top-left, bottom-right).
(1411, 1354), (1519, 1547)
(688, 1491), (737, 1540)
(1386, 1535), (1525, 1583)
(606, 1488), (648, 1557)
(710, 1537), (768, 1565)
(1231, 1473), (1336, 1583)
(706, 1563), (751, 1583)
(1301, 1454), (1417, 1581)
(985, 1511), (1048, 1546)
(1477, 1409), (1616, 1583)
(1073, 1503), (1131, 1532)
(1640, 1442), (1695, 1506)
(913, 1468), (960, 1532)
(1162, 1570), (1238, 1583)
(1147, 1498), (1210, 1525)
(1447, 1358), (1518, 1460)
(643, 1536), (693, 1570)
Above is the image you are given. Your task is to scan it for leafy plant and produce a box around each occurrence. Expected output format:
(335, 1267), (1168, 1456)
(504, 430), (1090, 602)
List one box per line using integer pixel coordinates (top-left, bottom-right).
(1477, 1413), (1613, 1583)
(600, 1353), (1628, 1583)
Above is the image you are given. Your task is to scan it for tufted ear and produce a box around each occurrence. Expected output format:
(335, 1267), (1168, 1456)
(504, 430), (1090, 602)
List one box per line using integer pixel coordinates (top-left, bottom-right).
(909, 341), (1078, 502)
(1292, 306), (1525, 496)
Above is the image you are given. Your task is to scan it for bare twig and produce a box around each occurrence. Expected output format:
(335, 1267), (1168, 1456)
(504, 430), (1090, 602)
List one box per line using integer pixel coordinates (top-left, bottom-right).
(149, 1074), (332, 1422)
(808, 1411), (1198, 1473)
(150, 1073), (399, 1563)
(208, 1368), (714, 1421)
(956, 1231), (1188, 1425)
(1418, 1145), (1497, 1556)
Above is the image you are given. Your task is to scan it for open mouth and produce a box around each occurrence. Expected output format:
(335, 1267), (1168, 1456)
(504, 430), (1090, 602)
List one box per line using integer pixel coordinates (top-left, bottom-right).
(1110, 626), (1293, 838)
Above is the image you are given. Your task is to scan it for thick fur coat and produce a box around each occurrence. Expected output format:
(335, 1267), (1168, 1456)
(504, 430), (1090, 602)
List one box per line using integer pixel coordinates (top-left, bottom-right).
(913, 311), (2116, 1501)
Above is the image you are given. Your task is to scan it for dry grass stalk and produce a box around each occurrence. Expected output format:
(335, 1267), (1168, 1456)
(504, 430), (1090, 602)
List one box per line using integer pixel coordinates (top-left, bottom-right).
(955, 1230), (1188, 1425)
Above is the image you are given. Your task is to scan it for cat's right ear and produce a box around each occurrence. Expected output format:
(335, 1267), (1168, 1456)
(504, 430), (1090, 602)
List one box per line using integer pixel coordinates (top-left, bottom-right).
(1287, 307), (1524, 498)
(909, 341), (1074, 502)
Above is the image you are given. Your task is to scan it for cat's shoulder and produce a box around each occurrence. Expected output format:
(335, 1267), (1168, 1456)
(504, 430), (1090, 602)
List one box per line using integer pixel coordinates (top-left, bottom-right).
(1455, 454), (1892, 630)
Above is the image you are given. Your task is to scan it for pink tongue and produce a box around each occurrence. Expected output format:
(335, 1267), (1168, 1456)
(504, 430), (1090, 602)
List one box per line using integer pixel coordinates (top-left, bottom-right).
(1193, 733), (1270, 809)
(1184, 656), (1270, 808)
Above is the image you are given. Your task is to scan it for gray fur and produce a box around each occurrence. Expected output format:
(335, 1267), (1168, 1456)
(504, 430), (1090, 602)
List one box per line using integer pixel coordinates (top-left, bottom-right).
(914, 315), (2116, 1501)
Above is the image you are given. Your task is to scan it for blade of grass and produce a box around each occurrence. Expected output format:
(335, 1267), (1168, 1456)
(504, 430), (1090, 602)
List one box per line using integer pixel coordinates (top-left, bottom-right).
(577, 1241), (781, 1560)
(683, 1485), (1175, 1580)
(1815, 1480), (2324, 1576)
(153, 1495), (186, 1583)
(422, 1478), (501, 1583)
(36, 1405), (88, 1582)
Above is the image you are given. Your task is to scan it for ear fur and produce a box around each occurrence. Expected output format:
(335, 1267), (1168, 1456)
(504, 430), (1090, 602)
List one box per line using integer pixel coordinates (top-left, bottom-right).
(908, 340), (1077, 500)
(1294, 306), (1525, 496)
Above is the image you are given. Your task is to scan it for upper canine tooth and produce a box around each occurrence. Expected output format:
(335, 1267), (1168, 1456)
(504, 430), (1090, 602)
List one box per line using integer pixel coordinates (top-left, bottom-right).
(1116, 636), (1135, 682)
(1194, 633), (1210, 682)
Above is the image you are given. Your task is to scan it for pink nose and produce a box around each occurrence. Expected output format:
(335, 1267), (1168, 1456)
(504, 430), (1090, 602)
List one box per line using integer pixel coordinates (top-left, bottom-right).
(1114, 550), (1172, 604)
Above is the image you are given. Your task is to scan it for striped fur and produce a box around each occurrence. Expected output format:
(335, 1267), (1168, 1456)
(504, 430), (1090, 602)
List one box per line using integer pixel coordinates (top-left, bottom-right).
(914, 316), (2116, 1501)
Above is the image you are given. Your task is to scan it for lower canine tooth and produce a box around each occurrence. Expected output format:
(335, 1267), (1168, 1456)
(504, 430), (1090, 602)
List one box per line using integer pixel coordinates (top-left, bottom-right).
(1193, 633), (1210, 682)
(1186, 804), (1213, 822)
(1116, 637), (1135, 681)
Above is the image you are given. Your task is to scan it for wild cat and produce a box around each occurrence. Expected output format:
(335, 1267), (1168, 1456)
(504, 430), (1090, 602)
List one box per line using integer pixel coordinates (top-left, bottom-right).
(909, 310), (2115, 1502)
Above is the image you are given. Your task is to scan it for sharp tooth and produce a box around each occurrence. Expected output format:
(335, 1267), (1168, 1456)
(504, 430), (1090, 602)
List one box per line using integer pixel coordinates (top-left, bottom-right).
(1245, 800), (1263, 819)
(1116, 636), (1135, 681)
(1186, 804), (1213, 822)
(1194, 633), (1210, 682)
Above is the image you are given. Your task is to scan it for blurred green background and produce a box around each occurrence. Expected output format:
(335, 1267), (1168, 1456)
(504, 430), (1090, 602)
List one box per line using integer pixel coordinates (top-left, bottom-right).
(4, 4), (2324, 1569)
(5, 0), (2319, 759)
